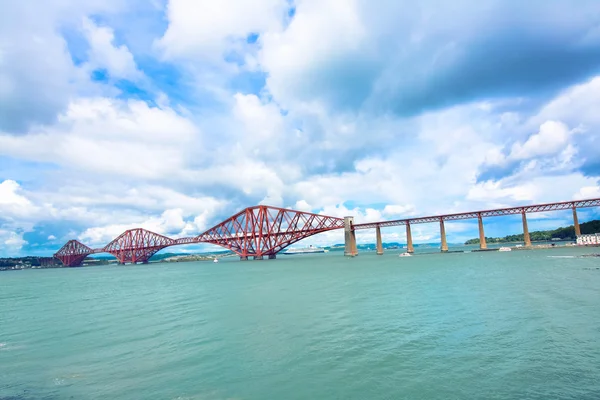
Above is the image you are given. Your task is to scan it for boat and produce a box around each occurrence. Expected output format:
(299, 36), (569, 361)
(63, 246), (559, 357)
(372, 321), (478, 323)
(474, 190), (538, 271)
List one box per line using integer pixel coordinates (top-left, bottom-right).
(213, 257), (219, 263)
(283, 245), (326, 255)
(499, 247), (512, 252)
(399, 252), (412, 257)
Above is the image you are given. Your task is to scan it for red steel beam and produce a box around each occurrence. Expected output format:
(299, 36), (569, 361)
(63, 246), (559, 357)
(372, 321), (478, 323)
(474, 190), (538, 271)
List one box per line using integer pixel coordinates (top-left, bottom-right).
(353, 197), (600, 230)
(195, 205), (344, 258)
(53, 197), (600, 265)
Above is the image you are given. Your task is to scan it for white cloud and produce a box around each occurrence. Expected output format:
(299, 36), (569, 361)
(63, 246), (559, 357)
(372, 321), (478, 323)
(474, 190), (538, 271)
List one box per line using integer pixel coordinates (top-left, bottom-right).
(0, 180), (38, 217)
(2, 1), (600, 257)
(535, 76), (600, 127)
(466, 180), (538, 204)
(259, 0), (367, 108)
(232, 93), (284, 141)
(78, 203), (226, 247)
(382, 204), (415, 218)
(468, 174), (600, 205)
(0, 230), (27, 254)
(294, 200), (312, 212)
(0, 0), (126, 132)
(81, 17), (142, 81)
(509, 121), (573, 160)
(157, 0), (287, 61)
(0, 98), (198, 179)
(574, 186), (600, 200)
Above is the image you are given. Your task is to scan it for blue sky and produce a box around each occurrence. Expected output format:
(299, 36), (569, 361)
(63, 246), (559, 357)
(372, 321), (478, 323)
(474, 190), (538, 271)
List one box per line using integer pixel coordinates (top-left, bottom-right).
(1, 0), (600, 257)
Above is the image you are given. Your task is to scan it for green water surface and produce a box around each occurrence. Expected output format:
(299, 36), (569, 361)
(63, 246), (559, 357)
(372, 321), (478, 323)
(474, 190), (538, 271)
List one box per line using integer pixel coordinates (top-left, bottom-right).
(1, 247), (600, 399)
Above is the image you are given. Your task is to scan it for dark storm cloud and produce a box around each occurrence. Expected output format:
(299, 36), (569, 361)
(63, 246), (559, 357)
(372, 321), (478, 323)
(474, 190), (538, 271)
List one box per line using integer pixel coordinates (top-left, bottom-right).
(276, 0), (600, 118)
(384, 31), (600, 117)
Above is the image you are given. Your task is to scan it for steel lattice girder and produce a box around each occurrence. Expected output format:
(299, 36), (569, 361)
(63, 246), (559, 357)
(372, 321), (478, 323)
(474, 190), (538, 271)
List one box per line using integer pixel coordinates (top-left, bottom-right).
(52, 197), (600, 263)
(103, 228), (176, 264)
(195, 205), (345, 257)
(54, 240), (93, 267)
(353, 198), (600, 230)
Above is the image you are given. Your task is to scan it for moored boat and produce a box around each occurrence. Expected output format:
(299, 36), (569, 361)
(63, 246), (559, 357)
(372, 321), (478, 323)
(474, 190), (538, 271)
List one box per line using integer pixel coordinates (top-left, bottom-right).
(283, 245), (326, 255)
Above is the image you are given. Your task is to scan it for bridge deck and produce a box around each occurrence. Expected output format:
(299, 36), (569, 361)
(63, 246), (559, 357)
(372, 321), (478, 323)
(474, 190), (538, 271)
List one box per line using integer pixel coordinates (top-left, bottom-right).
(352, 198), (600, 230)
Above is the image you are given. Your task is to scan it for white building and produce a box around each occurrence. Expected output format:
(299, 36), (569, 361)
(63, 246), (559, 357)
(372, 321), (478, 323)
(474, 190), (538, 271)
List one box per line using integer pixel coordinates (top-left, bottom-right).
(576, 233), (600, 246)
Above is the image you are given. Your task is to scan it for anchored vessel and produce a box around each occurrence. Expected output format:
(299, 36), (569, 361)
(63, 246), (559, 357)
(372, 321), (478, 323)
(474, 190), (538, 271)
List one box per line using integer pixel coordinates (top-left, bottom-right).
(283, 245), (327, 255)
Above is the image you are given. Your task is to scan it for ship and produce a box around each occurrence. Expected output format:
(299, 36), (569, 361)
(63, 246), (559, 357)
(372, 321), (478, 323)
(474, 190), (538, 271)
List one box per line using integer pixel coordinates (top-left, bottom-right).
(282, 245), (327, 255)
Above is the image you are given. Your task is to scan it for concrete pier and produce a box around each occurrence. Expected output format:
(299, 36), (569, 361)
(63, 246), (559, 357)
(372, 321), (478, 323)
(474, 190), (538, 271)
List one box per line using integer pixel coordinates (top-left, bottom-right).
(406, 222), (414, 253)
(344, 216), (358, 256)
(440, 218), (449, 252)
(522, 211), (532, 247)
(268, 254), (276, 260)
(478, 213), (487, 250)
(376, 225), (383, 255)
(573, 206), (581, 236)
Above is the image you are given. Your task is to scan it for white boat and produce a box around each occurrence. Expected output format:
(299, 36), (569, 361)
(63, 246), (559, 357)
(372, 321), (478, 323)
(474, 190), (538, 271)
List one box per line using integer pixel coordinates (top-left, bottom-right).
(283, 245), (326, 255)
(213, 258), (219, 263)
(399, 252), (412, 257)
(499, 247), (512, 252)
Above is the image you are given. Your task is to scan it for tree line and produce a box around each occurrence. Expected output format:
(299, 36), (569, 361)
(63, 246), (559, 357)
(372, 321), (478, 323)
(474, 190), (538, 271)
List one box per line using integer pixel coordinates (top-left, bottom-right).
(465, 219), (600, 245)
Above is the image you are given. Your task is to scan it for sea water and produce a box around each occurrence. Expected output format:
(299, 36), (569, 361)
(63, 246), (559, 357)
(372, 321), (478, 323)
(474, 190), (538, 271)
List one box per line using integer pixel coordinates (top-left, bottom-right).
(1, 247), (600, 399)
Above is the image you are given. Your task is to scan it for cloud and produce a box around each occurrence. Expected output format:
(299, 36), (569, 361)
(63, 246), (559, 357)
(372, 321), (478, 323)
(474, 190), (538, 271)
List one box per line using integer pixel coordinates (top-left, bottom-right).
(259, 0), (600, 115)
(0, 180), (38, 218)
(0, 97), (198, 179)
(157, 0), (287, 61)
(81, 17), (142, 81)
(382, 204), (416, 218)
(574, 186), (600, 200)
(0, 229), (27, 255)
(2, 1), (600, 257)
(509, 121), (573, 160)
(0, 0), (126, 132)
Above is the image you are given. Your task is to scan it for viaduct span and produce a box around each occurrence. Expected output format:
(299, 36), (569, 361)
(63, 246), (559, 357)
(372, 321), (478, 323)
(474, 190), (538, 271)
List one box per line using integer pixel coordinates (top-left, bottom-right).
(54, 198), (600, 266)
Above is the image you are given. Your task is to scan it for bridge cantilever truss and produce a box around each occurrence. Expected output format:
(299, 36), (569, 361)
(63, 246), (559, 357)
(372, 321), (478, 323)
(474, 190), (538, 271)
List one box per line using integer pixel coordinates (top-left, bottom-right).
(53, 206), (345, 266)
(53, 197), (600, 266)
(103, 228), (176, 264)
(54, 240), (95, 267)
(196, 205), (345, 259)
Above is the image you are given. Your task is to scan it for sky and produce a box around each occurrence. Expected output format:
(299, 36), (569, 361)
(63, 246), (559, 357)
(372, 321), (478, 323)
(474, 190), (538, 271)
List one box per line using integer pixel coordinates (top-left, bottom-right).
(1, 0), (600, 257)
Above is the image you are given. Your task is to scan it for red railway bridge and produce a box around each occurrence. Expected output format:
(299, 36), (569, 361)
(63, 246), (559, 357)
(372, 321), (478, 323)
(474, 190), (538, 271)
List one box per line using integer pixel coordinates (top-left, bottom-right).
(54, 198), (600, 266)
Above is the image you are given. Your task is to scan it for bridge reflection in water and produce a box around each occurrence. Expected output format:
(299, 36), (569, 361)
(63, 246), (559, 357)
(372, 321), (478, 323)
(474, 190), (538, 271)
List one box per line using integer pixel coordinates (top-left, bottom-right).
(54, 198), (600, 266)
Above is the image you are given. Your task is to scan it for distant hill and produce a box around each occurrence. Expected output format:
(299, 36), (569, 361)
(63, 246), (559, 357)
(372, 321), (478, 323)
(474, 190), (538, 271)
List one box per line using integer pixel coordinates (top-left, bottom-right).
(465, 219), (600, 245)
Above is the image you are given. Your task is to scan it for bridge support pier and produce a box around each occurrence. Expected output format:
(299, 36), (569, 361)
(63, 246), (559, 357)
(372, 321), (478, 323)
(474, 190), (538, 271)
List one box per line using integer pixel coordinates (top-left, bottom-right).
(376, 225), (383, 255)
(522, 211), (532, 247)
(478, 213), (487, 250)
(573, 206), (581, 236)
(344, 216), (358, 256)
(254, 255), (264, 260)
(240, 256), (248, 261)
(406, 222), (414, 253)
(440, 219), (449, 252)
(268, 254), (276, 260)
